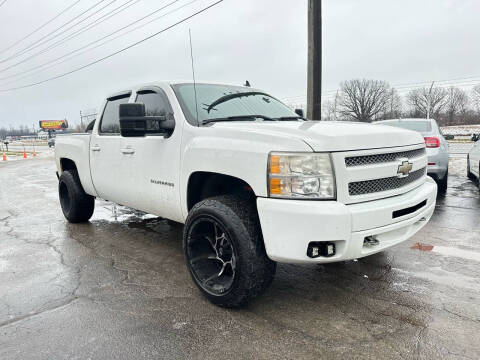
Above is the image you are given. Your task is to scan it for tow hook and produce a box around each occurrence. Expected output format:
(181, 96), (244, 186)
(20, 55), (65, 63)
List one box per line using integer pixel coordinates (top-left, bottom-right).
(363, 236), (379, 248)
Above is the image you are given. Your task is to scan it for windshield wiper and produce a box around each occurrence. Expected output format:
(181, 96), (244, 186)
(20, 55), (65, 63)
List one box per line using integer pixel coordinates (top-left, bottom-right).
(206, 91), (270, 113)
(275, 116), (306, 121)
(201, 115), (276, 125)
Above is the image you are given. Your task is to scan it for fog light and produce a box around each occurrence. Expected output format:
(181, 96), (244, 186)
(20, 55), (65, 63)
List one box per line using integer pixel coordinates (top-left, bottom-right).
(327, 243), (334, 256)
(307, 242), (336, 258)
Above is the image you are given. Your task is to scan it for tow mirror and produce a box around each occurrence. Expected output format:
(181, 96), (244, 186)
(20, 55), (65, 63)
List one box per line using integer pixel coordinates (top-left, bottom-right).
(295, 108), (304, 118)
(119, 103), (173, 137)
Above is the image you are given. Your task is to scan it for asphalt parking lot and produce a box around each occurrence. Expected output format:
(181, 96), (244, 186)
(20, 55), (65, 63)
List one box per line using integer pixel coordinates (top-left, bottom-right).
(0, 152), (479, 359)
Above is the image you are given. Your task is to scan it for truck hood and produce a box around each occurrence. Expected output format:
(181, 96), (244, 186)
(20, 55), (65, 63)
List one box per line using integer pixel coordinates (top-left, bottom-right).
(209, 121), (424, 152)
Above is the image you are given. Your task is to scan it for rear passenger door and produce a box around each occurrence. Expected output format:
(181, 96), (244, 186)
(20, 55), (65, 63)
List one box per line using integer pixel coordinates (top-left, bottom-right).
(90, 92), (131, 203)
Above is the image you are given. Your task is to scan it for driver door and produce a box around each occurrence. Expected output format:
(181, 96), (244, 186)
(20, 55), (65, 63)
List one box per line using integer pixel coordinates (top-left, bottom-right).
(117, 86), (184, 222)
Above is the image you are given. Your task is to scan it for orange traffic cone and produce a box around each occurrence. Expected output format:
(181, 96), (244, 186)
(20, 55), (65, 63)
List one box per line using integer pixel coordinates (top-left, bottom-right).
(33, 151), (37, 157)
(23, 151), (27, 159)
(2, 152), (6, 161)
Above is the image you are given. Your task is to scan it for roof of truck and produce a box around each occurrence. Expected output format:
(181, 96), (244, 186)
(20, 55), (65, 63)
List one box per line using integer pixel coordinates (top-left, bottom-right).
(105, 81), (254, 98)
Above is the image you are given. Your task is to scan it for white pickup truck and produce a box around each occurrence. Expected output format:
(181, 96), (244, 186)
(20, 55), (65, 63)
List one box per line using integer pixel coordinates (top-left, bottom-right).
(55, 81), (437, 307)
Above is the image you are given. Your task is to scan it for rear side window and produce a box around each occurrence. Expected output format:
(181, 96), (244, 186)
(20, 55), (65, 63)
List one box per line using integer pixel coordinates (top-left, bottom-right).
(100, 94), (130, 134)
(136, 90), (172, 117)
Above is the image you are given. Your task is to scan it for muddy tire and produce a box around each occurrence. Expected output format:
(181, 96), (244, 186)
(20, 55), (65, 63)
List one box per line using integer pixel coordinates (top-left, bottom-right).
(183, 195), (276, 308)
(58, 170), (95, 223)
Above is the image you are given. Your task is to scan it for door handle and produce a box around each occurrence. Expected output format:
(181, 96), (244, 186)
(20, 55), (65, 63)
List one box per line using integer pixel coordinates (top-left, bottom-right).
(121, 148), (135, 154)
(91, 145), (101, 152)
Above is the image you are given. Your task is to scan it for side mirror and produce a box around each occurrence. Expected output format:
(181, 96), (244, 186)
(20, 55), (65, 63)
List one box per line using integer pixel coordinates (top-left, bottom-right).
(295, 108), (304, 118)
(119, 103), (173, 137)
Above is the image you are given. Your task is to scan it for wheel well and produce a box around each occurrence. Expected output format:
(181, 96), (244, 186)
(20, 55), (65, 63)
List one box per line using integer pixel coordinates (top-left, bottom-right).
(60, 158), (77, 173)
(187, 172), (256, 211)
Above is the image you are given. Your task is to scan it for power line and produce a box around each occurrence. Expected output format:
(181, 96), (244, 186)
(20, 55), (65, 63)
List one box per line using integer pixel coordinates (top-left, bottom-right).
(0, 0), (193, 83)
(0, 0), (139, 75)
(0, 0), (180, 75)
(0, 0), (204, 87)
(6, 0), (120, 63)
(0, 0), (224, 92)
(0, 0), (110, 64)
(0, 0), (8, 9)
(0, 1), (82, 56)
(42, 0), (140, 56)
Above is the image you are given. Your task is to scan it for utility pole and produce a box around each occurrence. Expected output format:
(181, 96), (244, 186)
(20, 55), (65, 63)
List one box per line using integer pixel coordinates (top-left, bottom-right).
(307, 0), (322, 120)
(426, 81), (434, 119)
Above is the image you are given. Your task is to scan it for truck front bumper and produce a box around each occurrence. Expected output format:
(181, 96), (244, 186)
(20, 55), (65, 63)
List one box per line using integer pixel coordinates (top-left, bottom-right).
(257, 177), (437, 264)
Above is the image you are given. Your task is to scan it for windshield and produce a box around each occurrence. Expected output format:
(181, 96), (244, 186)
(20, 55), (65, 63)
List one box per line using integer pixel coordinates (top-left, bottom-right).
(172, 83), (299, 125)
(379, 120), (432, 133)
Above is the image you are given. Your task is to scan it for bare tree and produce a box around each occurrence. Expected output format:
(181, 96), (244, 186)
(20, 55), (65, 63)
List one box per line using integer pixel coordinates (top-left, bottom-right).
(339, 79), (391, 122)
(379, 88), (402, 120)
(321, 99), (336, 121)
(471, 84), (480, 112)
(446, 87), (469, 125)
(406, 87), (448, 118)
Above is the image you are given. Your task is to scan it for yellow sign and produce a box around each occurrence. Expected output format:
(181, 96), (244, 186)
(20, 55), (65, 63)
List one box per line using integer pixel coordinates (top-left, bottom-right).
(39, 120), (68, 130)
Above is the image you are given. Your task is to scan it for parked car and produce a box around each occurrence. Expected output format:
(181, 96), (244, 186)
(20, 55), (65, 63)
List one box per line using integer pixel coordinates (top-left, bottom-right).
(375, 118), (449, 193)
(48, 138), (55, 147)
(55, 82), (437, 307)
(467, 137), (480, 189)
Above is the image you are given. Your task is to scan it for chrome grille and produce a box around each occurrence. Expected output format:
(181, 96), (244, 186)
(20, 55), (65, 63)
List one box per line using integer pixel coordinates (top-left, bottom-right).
(345, 148), (426, 167)
(348, 167), (426, 196)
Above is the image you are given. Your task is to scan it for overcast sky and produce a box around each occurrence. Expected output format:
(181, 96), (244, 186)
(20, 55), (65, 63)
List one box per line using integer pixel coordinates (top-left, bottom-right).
(0, 0), (479, 128)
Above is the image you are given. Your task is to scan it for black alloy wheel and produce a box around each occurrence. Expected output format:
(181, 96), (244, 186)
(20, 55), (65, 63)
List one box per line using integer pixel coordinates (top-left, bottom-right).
(186, 216), (237, 295)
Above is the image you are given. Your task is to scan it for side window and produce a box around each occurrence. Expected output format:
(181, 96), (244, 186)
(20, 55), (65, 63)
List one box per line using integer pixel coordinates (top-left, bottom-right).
(85, 119), (96, 133)
(100, 95), (130, 134)
(136, 90), (172, 117)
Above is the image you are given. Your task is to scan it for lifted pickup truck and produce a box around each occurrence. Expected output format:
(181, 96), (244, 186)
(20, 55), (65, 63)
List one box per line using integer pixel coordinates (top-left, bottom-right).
(55, 81), (437, 307)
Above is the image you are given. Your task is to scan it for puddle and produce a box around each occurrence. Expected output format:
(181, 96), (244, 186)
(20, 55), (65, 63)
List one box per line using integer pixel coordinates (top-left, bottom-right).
(394, 266), (480, 291)
(432, 246), (480, 262)
(411, 243), (480, 262)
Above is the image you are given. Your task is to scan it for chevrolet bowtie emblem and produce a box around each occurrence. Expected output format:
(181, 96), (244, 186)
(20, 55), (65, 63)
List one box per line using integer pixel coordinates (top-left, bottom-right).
(397, 158), (413, 178)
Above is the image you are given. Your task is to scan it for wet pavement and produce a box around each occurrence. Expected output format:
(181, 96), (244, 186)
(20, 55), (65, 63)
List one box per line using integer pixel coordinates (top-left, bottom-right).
(0, 155), (479, 359)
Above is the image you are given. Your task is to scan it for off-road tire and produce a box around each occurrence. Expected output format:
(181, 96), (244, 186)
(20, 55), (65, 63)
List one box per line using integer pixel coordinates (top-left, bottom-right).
(183, 195), (276, 308)
(438, 170), (448, 194)
(58, 170), (95, 223)
(467, 156), (475, 181)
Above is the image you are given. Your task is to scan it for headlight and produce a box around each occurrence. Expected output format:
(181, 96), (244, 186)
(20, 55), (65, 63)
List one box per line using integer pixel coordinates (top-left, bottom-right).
(268, 152), (335, 199)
